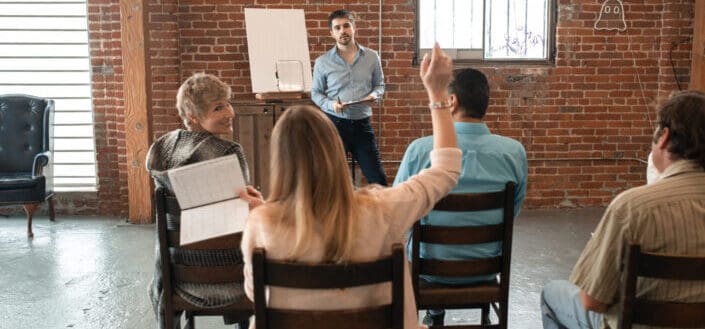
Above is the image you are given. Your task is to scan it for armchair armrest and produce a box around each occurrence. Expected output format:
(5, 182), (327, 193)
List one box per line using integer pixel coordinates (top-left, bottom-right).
(32, 151), (52, 178)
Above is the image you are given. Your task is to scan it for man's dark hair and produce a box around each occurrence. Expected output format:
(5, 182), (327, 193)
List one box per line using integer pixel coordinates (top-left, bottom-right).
(328, 9), (355, 30)
(656, 90), (705, 169)
(448, 68), (490, 119)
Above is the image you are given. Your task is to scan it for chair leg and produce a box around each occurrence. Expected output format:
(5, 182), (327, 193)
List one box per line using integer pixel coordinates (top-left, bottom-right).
(165, 311), (181, 329)
(498, 302), (507, 329)
(184, 311), (194, 329)
(481, 304), (491, 325)
(22, 203), (39, 238)
(48, 196), (55, 222)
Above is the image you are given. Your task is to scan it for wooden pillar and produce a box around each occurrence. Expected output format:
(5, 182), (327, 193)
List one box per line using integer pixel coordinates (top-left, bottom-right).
(691, 0), (705, 92)
(120, 0), (153, 223)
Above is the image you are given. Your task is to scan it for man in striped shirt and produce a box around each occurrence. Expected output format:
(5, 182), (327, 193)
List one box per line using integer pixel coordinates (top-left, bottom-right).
(541, 90), (705, 329)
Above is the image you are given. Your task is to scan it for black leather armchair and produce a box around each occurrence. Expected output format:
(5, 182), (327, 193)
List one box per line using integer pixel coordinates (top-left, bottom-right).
(0, 94), (56, 237)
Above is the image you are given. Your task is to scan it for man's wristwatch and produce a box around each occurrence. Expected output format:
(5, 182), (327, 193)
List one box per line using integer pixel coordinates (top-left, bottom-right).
(429, 98), (452, 110)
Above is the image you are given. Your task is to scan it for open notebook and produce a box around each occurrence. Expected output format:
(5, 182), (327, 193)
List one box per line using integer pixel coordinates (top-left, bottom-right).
(167, 154), (249, 246)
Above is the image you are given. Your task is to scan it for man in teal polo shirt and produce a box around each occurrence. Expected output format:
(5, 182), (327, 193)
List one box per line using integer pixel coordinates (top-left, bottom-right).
(394, 68), (528, 326)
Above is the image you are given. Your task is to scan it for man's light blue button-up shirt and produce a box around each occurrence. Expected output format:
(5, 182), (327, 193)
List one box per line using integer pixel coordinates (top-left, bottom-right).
(394, 122), (528, 284)
(311, 44), (385, 120)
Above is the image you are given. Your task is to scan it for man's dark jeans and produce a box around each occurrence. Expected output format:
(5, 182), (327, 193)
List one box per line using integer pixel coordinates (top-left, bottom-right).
(325, 113), (388, 186)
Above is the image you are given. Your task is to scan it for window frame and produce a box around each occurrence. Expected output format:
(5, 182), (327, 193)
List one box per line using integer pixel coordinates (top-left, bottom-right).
(414, 0), (558, 65)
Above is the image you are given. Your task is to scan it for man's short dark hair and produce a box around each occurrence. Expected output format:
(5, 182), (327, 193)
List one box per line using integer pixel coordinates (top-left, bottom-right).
(656, 90), (705, 169)
(328, 9), (355, 30)
(448, 68), (490, 119)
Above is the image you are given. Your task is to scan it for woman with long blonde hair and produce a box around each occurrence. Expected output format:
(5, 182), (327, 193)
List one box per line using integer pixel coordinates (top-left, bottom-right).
(240, 44), (461, 328)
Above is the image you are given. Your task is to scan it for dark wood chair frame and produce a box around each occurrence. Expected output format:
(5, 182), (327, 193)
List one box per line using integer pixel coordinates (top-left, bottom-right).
(411, 182), (516, 329)
(252, 244), (405, 329)
(618, 243), (705, 329)
(155, 187), (253, 329)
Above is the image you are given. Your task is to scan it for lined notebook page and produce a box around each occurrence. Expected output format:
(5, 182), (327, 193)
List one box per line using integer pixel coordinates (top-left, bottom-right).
(179, 199), (249, 246)
(167, 154), (245, 210)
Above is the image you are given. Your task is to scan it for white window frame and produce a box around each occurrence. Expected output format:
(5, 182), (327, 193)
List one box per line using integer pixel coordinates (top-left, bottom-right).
(0, 0), (97, 192)
(416, 0), (557, 64)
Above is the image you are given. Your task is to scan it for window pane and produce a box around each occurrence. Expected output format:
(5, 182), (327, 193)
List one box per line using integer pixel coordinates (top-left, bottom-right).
(54, 125), (93, 138)
(54, 151), (95, 164)
(0, 72), (90, 84)
(0, 17), (87, 30)
(419, 0), (483, 49)
(453, 0), (483, 49)
(1, 44), (89, 57)
(54, 98), (92, 111)
(0, 58), (90, 71)
(55, 112), (93, 124)
(0, 3), (85, 15)
(54, 138), (94, 151)
(419, 0), (435, 48)
(0, 85), (91, 98)
(433, 0), (454, 48)
(0, 31), (88, 43)
(54, 164), (95, 177)
(0, 0), (86, 3)
(53, 177), (97, 189)
(485, 0), (547, 59)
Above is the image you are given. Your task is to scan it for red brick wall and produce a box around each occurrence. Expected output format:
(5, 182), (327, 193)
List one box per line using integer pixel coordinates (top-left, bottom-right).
(39, 0), (693, 218)
(88, 1), (126, 216)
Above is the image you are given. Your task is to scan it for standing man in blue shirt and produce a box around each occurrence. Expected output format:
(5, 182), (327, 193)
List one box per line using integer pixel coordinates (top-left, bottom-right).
(311, 9), (387, 185)
(394, 68), (528, 326)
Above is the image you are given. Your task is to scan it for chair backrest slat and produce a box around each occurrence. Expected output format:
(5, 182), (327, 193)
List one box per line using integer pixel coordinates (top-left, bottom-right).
(178, 233), (243, 250)
(173, 264), (244, 284)
(253, 244), (404, 329)
(433, 191), (505, 212)
(266, 306), (392, 329)
(420, 224), (504, 245)
(264, 258), (393, 289)
(619, 243), (705, 329)
(638, 252), (705, 280)
(420, 257), (502, 277)
(632, 300), (705, 328)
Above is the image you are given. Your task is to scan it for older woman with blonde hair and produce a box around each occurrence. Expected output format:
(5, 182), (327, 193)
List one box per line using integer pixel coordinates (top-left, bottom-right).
(147, 72), (258, 329)
(240, 44), (461, 328)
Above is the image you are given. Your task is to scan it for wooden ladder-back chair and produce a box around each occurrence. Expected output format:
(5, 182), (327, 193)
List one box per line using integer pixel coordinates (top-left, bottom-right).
(411, 182), (516, 329)
(252, 244), (405, 329)
(155, 187), (253, 329)
(618, 243), (705, 329)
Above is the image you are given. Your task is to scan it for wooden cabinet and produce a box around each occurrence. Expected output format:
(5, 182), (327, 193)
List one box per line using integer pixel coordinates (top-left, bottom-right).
(231, 100), (310, 197)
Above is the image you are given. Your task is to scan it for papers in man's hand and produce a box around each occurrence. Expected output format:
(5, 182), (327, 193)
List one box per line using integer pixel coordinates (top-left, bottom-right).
(167, 154), (248, 246)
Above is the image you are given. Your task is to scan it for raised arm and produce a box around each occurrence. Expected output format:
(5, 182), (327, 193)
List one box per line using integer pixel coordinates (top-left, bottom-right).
(382, 43), (461, 235)
(421, 43), (456, 150)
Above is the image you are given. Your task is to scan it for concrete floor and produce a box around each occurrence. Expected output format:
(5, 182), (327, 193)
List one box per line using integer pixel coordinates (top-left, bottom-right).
(0, 208), (603, 329)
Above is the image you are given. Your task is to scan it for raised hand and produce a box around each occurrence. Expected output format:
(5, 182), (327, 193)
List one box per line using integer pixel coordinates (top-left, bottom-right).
(239, 185), (264, 210)
(419, 42), (453, 101)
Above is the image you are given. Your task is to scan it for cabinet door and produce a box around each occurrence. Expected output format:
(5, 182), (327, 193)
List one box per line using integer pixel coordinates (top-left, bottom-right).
(232, 105), (275, 197)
